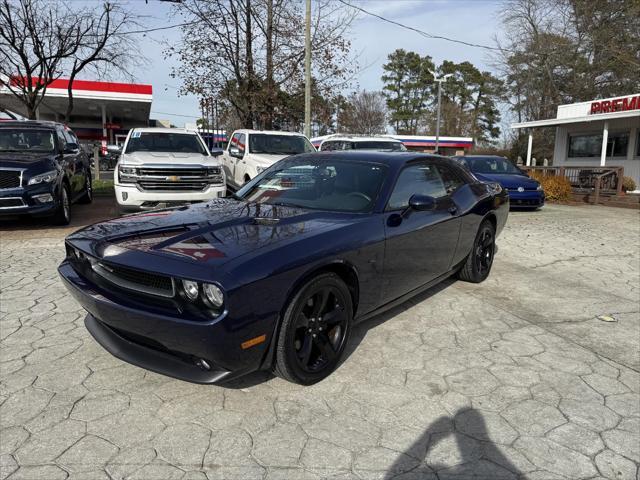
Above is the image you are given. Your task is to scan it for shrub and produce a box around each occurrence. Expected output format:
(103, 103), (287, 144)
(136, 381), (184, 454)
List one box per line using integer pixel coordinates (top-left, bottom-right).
(622, 176), (636, 192)
(528, 171), (572, 202)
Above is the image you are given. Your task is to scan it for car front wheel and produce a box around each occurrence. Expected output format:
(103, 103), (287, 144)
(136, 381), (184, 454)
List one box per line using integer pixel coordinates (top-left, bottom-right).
(52, 184), (71, 226)
(458, 219), (495, 283)
(274, 273), (353, 385)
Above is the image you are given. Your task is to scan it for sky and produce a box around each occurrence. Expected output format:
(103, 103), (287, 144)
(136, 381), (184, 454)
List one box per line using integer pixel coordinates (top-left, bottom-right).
(88, 0), (505, 128)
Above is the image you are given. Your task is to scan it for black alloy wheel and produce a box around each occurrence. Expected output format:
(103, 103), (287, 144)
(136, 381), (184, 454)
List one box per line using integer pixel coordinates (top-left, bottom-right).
(78, 172), (93, 204)
(52, 184), (71, 226)
(274, 273), (352, 384)
(458, 219), (495, 283)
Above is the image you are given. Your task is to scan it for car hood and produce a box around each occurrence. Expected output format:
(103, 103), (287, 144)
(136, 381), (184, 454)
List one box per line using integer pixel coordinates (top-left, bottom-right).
(67, 198), (345, 267)
(120, 151), (220, 166)
(473, 172), (539, 189)
(0, 151), (53, 167)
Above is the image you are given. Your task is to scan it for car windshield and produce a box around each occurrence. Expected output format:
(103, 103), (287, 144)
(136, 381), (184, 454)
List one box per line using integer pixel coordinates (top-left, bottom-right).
(249, 134), (315, 155)
(353, 141), (406, 151)
(125, 132), (206, 154)
(237, 158), (388, 212)
(0, 128), (56, 153)
(464, 157), (522, 175)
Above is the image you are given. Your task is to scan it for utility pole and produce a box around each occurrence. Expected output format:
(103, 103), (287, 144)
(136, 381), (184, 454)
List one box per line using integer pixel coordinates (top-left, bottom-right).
(304, 0), (311, 138)
(429, 71), (453, 154)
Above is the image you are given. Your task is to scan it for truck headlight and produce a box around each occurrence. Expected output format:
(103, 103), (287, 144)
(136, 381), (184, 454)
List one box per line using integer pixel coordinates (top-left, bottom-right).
(28, 170), (57, 185)
(203, 283), (224, 307)
(118, 165), (138, 183)
(207, 166), (224, 184)
(256, 166), (265, 174)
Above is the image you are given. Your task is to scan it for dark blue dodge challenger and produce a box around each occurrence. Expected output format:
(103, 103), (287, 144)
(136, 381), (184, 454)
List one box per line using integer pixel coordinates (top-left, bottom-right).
(59, 152), (509, 385)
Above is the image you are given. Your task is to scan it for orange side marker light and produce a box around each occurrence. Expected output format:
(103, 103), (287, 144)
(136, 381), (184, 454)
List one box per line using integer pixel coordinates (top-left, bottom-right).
(241, 334), (266, 350)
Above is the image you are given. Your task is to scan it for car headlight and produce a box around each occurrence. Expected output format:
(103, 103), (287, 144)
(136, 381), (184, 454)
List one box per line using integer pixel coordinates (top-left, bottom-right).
(118, 165), (138, 183)
(536, 183), (543, 191)
(207, 166), (224, 184)
(203, 283), (224, 307)
(27, 170), (58, 185)
(182, 280), (199, 301)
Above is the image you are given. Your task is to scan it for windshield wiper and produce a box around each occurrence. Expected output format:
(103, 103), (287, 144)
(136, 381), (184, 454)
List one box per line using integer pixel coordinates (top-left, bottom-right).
(268, 201), (308, 209)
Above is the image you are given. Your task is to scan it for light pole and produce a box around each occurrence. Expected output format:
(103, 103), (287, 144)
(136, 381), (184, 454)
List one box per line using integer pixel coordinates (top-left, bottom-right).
(304, 0), (312, 138)
(429, 71), (453, 154)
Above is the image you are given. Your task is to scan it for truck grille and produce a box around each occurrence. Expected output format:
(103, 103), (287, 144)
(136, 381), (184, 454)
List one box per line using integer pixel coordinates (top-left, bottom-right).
(135, 166), (222, 192)
(0, 170), (22, 189)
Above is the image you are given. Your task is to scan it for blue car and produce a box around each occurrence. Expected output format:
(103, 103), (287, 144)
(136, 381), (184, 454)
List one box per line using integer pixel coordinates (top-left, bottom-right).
(452, 155), (544, 209)
(58, 152), (509, 385)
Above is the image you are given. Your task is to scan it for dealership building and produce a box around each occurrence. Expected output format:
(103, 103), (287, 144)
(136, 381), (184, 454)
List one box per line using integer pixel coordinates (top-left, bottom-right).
(0, 77), (153, 153)
(512, 93), (640, 186)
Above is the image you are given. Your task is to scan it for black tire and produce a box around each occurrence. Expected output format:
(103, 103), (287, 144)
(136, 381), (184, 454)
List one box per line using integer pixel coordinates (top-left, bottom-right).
(274, 273), (353, 385)
(458, 219), (495, 283)
(77, 172), (93, 204)
(52, 183), (71, 226)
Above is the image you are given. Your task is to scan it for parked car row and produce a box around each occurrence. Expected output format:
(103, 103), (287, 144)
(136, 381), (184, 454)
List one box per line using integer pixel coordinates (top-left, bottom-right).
(0, 120), (544, 224)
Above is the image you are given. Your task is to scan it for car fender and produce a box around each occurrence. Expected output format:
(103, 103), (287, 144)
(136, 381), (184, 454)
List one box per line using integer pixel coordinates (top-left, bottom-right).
(258, 259), (361, 371)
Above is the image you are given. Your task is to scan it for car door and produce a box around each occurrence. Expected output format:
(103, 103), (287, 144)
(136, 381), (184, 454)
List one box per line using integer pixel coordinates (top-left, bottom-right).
(232, 133), (247, 185)
(65, 129), (85, 196)
(381, 161), (462, 303)
(55, 127), (75, 191)
(222, 132), (239, 184)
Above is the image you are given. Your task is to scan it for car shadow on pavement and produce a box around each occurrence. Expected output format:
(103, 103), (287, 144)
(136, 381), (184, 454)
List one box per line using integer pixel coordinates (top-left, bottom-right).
(383, 408), (521, 479)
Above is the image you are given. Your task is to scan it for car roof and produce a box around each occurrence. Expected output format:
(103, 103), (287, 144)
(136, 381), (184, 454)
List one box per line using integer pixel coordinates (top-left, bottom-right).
(0, 120), (61, 130)
(321, 135), (401, 143)
(454, 155), (508, 159)
(131, 127), (198, 135)
(233, 129), (308, 137)
(289, 150), (453, 167)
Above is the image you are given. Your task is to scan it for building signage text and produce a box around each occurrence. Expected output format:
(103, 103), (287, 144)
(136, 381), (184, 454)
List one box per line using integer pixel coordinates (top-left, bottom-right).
(590, 96), (639, 114)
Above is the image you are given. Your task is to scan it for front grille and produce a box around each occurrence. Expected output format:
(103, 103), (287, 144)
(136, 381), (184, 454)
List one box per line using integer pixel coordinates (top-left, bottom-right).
(138, 181), (209, 191)
(0, 170), (21, 189)
(90, 259), (175, 298)
(135, 166), (222, 192)
(0, 197), (25, 209)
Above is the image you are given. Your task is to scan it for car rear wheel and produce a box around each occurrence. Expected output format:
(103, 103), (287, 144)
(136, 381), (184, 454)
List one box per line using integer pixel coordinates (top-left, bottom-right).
(458, 219), (495, 283)
(52, 184), (71, 226)
(78, 172), (93, 204)
(274, 273), (352, 385)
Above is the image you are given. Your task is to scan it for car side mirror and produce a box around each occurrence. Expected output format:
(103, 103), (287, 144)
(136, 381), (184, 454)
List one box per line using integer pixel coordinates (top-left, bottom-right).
(64, 142), (79, 154)
(409, 194), (436, 211)
(210, 148), (223, 157)
(229, 147), (243, 158)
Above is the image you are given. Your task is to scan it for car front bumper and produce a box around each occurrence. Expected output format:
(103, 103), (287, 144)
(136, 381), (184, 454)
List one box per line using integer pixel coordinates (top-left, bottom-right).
(0, 183), (59, 217)
(114, 183), (227, 210)
(58, 260), (270, 384)
(506, 190), (545, 208)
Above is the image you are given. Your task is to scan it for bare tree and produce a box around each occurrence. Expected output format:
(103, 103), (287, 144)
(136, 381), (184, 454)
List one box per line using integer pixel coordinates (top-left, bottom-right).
(167, 0), (355, 130)
(63, 3), (141, 121)
(0, 0), (80, 119)
(338, 90), (387, 135)
(0, 0), (141, 120)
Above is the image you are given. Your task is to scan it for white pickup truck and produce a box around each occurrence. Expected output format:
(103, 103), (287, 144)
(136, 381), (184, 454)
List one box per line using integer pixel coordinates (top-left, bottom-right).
(114, 127), (226, 212)
(221, 129), (315, 189)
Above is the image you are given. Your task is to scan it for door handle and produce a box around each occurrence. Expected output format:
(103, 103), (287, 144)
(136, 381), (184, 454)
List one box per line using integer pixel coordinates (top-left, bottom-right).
(448, 205), (458, 215)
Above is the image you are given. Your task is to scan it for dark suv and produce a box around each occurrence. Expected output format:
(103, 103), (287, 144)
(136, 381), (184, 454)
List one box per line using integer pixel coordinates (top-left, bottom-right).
(0, 121), (92, 224)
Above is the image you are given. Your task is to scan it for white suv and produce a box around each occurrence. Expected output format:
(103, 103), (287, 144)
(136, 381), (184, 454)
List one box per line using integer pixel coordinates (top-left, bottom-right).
(316, 135), (407, 152)
(114, 128), (226, 211)
(222, 129), (315, 189)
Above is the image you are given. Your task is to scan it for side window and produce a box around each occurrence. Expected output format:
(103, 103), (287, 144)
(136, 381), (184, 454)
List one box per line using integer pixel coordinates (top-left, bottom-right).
(387, 163), (447, 210)
(437, 164), (466, 194)
(322, 141), (337, 151)
(56, 128), (67, 151)
(229, 133), (245, 155)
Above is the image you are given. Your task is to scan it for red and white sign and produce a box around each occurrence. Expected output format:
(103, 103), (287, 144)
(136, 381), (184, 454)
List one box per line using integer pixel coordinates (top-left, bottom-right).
(590, 96), (640, 114)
